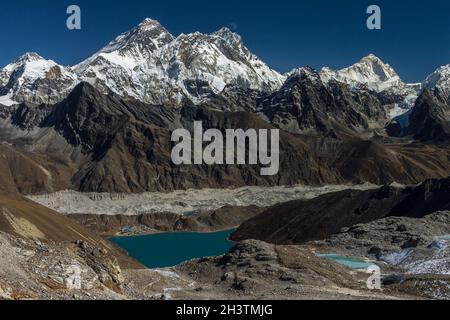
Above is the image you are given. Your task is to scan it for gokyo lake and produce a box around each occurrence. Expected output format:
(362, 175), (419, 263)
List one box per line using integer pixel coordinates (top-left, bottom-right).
(111, 229), (235, 268)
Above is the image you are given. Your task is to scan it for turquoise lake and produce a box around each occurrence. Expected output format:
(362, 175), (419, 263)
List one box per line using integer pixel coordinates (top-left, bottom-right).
(111, 229), (235, 269)
(317, 253), (373, 269)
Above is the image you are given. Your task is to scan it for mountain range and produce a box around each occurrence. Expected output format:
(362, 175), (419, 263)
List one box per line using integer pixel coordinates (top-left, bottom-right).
(0, 18), (449, 194)
(0, 19), (285, 107)
(1, 18), (450, 301)
(1, 19), (449, 120)
(0, 18), (444, 110)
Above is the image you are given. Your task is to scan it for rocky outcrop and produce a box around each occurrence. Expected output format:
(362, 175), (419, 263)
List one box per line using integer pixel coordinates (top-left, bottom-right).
(69, 205), (265, 236)
(319, 211), (450, 260)
(259, 68), (391, 136)
(75, 240), (125, 290)
(0, 191), (142, 269)
(232, 177), (450, 245)
(232, 186), (407, 244)
(175, 240), (370, 299)
(315, 211), (450, 300)
(0, 230), (129, 299)
(405, 89), (450, 142)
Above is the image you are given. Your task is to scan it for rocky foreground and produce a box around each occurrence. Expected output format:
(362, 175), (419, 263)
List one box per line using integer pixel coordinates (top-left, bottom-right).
(1, 209), (449, 300)
(314, 211), (450, 300)
(1, 178), (449, 300)
(4, 227), (447, 300)
(147, 211), (450, 300)
(0, 232), (125, 300)
(0, 231), (417, 300)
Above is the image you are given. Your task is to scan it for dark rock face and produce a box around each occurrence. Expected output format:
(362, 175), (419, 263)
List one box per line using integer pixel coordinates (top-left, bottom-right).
(69, 205), (265, 236)
(389, 178), (450, 218)
(204, 67), (407, 138)
(385, 120), (403, 137)
(231, 186), (407, 244)
(200, 85), (264, 113)
(2, 83), (331, 192)
(405, 89), (450, 142)
(1, 82), (450, 194)
(232, 178), (450, 245)
(258, 69), (391, 136)
(10, 103), (53, 130)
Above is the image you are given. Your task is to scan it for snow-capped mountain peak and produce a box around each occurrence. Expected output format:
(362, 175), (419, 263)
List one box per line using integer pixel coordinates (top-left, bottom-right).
(74, 18), (174, 74)
(101, 18), (173, 55)
(3, 52), (51, 78)
(74, 18), (285, 105)
(320, 54), (402, 92)
(1, 19), (285, 107)
(319, 54), (421, 119)
(13, 52), (45, 64)
(423, 64), (450, 100)
(287, 67), (322, 84)
(0, 52), (78, 106)
(213, 27), (243, 47)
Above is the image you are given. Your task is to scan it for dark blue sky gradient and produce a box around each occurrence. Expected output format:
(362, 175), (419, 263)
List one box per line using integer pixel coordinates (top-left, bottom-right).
(1, 0), (449, 82)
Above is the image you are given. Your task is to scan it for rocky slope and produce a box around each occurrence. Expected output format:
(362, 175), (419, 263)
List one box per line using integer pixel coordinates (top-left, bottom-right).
(259, 67), (393, 135)
(404, 89), (450, 142)
(318, 211), (450, 264)
(0, 140), (80, 195)
(1, 81), (450, 194)
(0, 231), (126, 300)
(232, 177), (450, 244)
(69, 205), (265, 236)
(0, 191), (141, 268)
(315, 211), (450, 299)
(232, 186), (406, 244)
(36, 82), (332, 192)
(172, 239), (407, 300)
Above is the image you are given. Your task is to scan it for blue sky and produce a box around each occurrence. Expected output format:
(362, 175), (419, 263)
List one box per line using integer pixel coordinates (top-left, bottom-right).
(1, 0), (449, 82)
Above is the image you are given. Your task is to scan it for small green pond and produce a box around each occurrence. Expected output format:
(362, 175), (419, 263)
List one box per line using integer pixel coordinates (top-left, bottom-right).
(317, 253), (373, 270)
